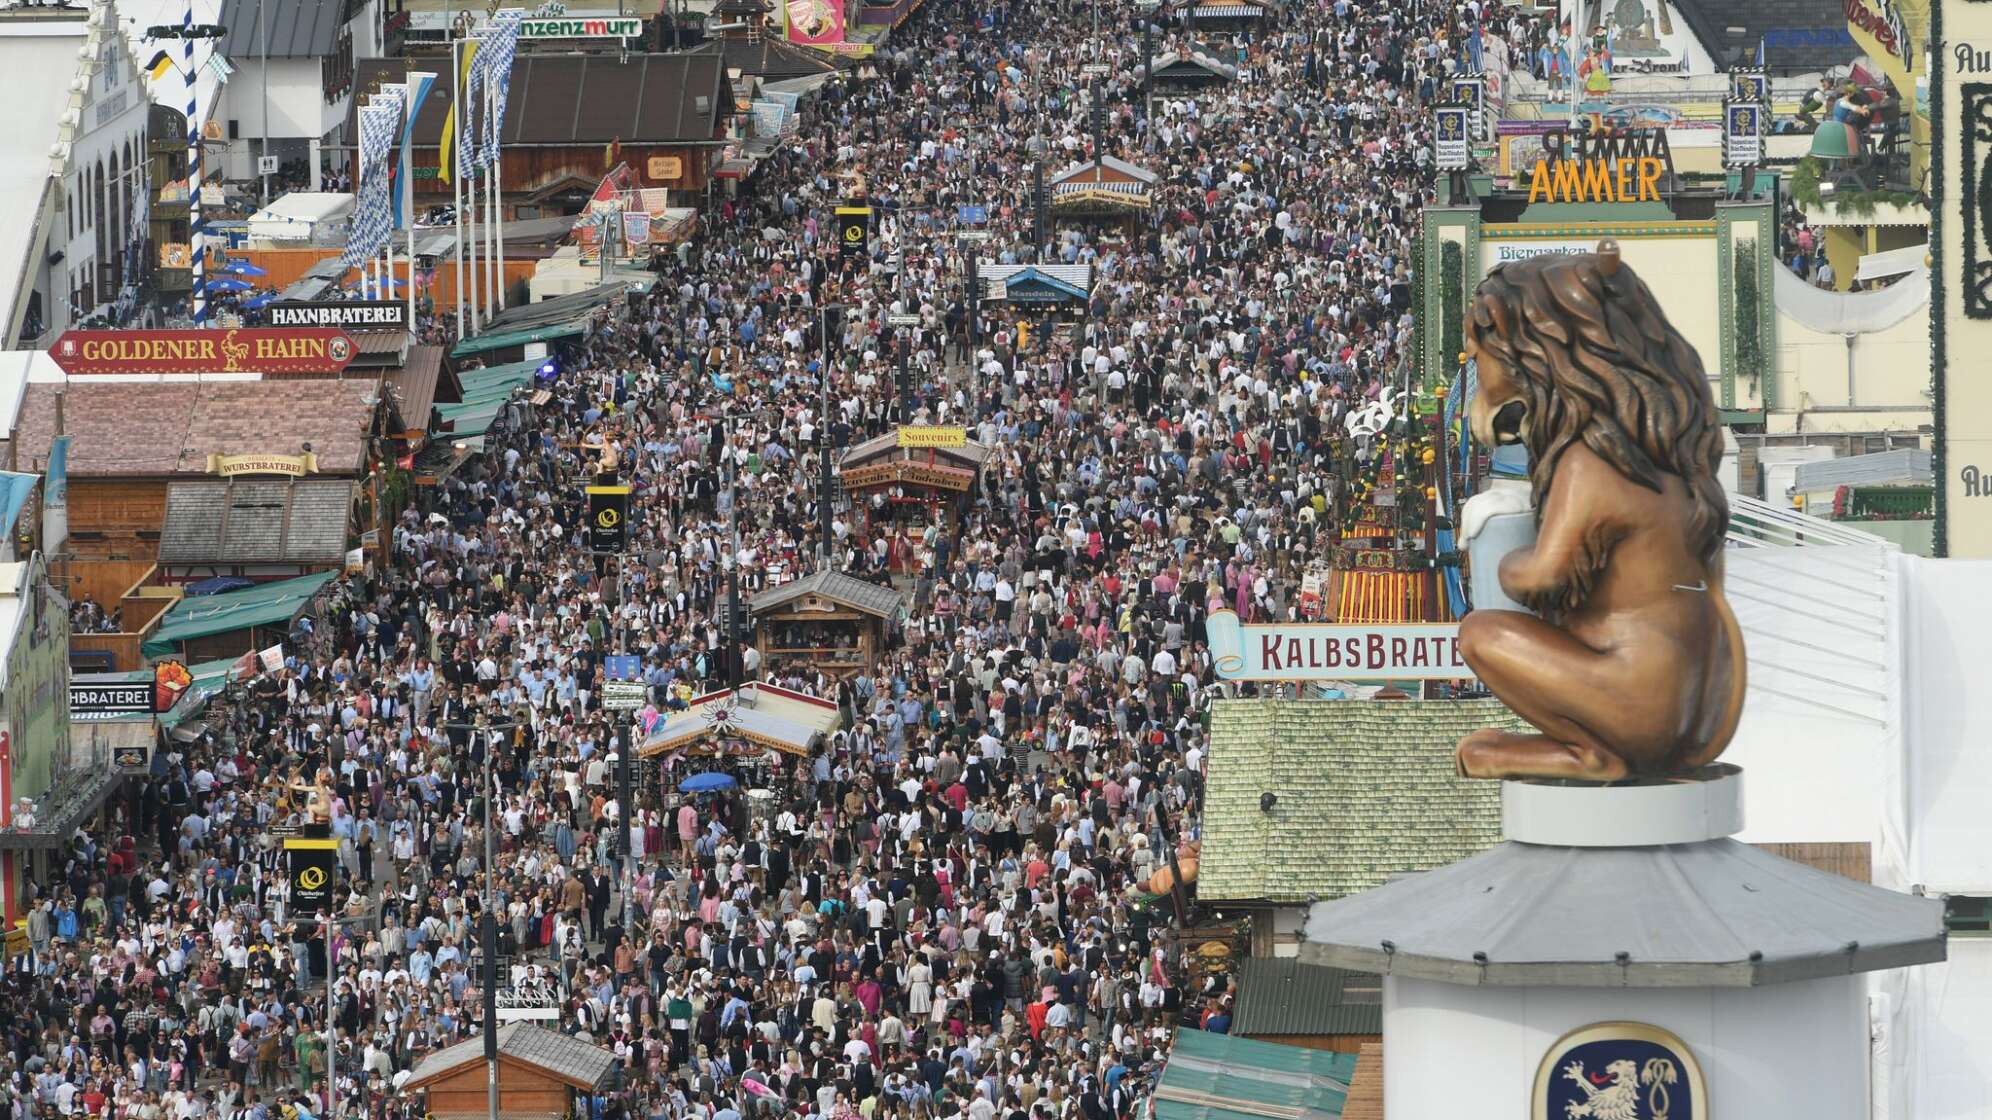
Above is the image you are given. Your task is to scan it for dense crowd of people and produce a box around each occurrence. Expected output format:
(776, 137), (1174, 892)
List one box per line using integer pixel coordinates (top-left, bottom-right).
(0, 1), (1488, 1120)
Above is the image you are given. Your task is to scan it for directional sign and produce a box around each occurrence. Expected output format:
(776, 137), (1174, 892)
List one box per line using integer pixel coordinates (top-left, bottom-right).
(956, 230), (992, 242)
(602, 682), (648, 711)
(520, 16), (643, 38)
(888, 313), (921, 326)
(957, 204), (988, 225)
(1082, 63), (1112, 76)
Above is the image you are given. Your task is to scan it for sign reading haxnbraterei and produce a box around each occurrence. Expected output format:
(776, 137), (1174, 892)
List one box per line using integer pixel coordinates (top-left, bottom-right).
(269, 301), (410, 331)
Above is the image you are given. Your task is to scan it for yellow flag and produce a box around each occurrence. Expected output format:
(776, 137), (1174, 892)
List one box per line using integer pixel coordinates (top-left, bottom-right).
(438, 39), (480, 186)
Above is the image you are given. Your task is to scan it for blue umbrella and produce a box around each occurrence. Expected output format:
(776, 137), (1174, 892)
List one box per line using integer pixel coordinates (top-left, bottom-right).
(244, 294), (276, 310)
(205, 277), (251, 293)
(223, 261), (269, 277)
(678, 772), (738, 793)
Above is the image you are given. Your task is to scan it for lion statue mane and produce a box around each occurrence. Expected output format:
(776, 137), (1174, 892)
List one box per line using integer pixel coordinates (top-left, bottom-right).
(1454, 239), (1747, 782)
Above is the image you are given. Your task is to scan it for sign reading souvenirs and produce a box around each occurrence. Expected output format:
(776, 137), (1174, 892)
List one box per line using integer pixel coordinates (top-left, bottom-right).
(285, 836), (338, 910)
(68, 683), (158, 717)
(1205, 610), (1468, 681)
(897, 426), (967, 448)
(1434, 103), (1470, 171)
(1534, 1022), (1706, 1120)
(836, 206), (872, 256)
(519, 16), (642, 37)
(268, 300), (410, 330)
(50, 328), (356, 375)
(586, 485), (632, 552)
(207, 452), (320, 478)
(838, 461), (976, 491)
(1524, 128), (1677, 205)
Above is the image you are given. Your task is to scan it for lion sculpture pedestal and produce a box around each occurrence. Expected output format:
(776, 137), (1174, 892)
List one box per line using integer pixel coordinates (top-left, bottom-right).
(1297, 769), (1944, 1119)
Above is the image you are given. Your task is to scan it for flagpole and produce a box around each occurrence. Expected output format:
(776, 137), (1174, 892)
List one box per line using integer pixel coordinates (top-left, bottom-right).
(452, 37), (467, 340)
(486, 73), (500, 315)
(184, 0), (205, 325)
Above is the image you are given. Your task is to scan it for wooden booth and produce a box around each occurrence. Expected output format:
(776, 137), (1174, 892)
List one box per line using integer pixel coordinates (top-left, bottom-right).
(839, 427), (991, 570)
(1050, 155), (1156, 235)
(748, 570), (904, 679)
(403, 1023), (614, 1120)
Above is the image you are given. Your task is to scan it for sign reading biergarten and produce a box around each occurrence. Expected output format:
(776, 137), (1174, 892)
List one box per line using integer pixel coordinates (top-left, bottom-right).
(1205, 609), (1469, 681)
(50, 328), (357, 375)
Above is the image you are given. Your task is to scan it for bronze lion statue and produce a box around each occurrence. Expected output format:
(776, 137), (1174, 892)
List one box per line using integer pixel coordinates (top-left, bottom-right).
(1455, 240), (1747, 782)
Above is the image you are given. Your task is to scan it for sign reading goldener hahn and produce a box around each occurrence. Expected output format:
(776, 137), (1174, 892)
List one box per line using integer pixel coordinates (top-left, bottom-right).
(1205, 609), (1469, 681)
(520, 16), (643, 37)
(269, 301), (410, 330)
(49, 328), (356, 375)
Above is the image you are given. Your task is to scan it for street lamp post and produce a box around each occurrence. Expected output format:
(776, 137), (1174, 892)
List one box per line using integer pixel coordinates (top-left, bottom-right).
(817, 303), (843, 567)
(444, 716), (519, 1120)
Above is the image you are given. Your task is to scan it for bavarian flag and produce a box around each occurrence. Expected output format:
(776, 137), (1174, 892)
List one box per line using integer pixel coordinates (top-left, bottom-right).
(437, 39), (479, 185)
(143, 49), (174, 82)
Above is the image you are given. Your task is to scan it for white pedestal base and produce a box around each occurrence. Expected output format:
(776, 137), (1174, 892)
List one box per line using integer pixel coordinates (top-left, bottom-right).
(1381, 973), (1869, 1120)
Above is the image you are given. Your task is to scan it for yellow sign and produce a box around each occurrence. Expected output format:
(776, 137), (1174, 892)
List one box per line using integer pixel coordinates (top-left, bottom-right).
(207, 452), (319, 478)
(898, 426), (968, 449)
(596, 505), (621, 529)
(296, 864), (327, 890)
(1524, 157), (1667, 205)
(647, 155), (685, 180)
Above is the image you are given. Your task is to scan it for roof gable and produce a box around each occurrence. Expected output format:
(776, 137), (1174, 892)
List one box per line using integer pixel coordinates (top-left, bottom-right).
(748, 569), (904, 619)
(358, 54), (728, 149)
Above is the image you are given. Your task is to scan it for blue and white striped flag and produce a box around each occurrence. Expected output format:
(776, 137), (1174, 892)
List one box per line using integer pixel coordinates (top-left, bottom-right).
(343, 98), (402, 268)
(478, 12), (524, 170)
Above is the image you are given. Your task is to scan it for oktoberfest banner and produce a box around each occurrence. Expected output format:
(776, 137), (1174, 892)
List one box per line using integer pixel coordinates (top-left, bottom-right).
(285, 837), (338, 910)
(1434, 104), (1471, 170)
(587, 485), (632, 552)
(836, 206), (872, 256)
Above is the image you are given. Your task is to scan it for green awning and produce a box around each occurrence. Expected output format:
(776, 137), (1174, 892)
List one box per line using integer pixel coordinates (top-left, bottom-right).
(142, 572), (338, 658)
(1152, 1029), (1357, 1120)
(457, 357), (541, 402)
(438, 402), (504, 440)
(449, 322), (586, 358)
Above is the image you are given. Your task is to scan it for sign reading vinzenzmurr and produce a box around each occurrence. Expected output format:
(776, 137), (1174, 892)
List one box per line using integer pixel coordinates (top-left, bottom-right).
(1938, 0), (1992, 556)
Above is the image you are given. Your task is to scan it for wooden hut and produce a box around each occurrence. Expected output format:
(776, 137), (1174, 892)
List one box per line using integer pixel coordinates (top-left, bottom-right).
(839, 428), (992, 568)
(748, 571), (904, 679)
(1049, 155), (1157, 229)
(403, 1023), (614, 1120)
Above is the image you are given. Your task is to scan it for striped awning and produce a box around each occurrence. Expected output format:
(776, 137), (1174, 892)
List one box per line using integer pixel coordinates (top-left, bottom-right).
(1192, 3), (1265, 16)
(1054, 180), (1147, 196)
(1335, 570), (1426, 624)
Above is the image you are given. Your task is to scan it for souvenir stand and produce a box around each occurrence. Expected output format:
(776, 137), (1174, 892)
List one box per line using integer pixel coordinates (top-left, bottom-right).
(839, 428), (991, 571)
(746, 570), (905, 679)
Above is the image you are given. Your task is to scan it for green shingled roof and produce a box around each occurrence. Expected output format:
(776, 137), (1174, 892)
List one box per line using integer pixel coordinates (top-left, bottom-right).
(1199, 698), (1529, 904)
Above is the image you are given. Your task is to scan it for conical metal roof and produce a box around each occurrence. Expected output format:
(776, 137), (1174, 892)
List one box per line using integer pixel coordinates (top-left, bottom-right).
(1298, 837), (1945, 987)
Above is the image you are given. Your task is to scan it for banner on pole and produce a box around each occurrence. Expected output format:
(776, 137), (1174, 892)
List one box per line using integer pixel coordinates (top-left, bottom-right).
(285, 837), (338, 910)
(836, 206), (871, 256)
(587, 485), (631, 552)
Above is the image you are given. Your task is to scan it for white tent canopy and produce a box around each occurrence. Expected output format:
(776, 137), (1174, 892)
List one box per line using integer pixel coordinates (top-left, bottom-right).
(1855, 242), (1929, 283)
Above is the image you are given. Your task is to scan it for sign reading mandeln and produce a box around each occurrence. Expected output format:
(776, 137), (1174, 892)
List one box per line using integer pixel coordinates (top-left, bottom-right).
(1205, 609), (1469, 681)
(602, 682), (648, 711)
(520, 16), (643, 37)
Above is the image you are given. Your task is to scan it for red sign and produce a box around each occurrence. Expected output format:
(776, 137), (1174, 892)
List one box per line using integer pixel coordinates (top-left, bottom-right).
(49, 328), (357, 375)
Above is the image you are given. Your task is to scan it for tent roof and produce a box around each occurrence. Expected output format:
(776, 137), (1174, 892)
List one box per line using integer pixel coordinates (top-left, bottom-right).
(405, 1022), (614, 1092)
(1153, 1029), (1356, 1120)
(748, 569), (904, 619)
(1231, 958), (1380, 1038)
(142, 571), (336, 658)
